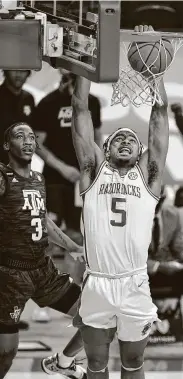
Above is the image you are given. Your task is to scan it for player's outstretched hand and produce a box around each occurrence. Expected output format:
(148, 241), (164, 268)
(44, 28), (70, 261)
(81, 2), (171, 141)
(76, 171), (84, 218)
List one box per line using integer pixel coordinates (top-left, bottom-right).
(69, 246), (85, 263)
(134, 25), (154, 33)
(171, 103), (183, 115)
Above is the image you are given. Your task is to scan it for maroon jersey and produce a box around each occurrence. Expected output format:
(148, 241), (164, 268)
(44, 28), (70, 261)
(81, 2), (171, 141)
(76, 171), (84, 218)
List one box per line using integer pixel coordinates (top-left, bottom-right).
(0, 164), (49, 265)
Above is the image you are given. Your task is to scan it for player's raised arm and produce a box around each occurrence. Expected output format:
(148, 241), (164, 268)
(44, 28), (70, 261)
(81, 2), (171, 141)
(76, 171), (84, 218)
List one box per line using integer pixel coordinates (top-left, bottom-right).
(71, 76), (104, 173)
(139, 80), (169, 197)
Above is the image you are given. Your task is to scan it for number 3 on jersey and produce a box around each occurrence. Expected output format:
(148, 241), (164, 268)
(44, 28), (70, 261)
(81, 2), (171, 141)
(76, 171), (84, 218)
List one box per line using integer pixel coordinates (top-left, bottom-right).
(31, 218), (43, 241)
(110, 197), (126, 227)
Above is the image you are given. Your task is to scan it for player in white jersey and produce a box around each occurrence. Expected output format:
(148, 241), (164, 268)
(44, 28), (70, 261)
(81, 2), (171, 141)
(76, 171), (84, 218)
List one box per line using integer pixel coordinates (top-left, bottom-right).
(70, 25), (169, 379)
(42, 25), (169, 379)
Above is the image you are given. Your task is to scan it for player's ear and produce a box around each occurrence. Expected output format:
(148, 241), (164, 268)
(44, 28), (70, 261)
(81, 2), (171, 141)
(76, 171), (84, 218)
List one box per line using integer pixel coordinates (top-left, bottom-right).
(3, 142), (9, 151)
(105, 151), (110, 161)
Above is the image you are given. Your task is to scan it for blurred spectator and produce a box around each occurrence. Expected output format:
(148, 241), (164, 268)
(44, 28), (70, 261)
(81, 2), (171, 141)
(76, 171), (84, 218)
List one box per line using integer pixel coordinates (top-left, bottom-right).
(171, 102), (183, 137)
(33, 69), (102, 236)
(148, 187), (183, 295)
(0, 69), (35, 331)
(0, 70), (35, 164)
(174, 186), (183, 237)
(174, 186), (183, 208)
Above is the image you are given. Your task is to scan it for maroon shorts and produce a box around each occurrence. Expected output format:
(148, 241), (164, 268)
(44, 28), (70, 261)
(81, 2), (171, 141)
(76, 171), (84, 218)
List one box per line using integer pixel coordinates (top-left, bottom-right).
(0, 256), (80, 331)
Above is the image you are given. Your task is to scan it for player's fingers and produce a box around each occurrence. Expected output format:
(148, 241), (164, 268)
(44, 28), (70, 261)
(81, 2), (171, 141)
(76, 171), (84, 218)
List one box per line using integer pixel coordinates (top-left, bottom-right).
(78, 257), (85, 263)
(143, 25), (149, 32)
(69, 252), (85, 262)
(134, 25), (139, 32)
(69, 252), (77, 260)
(148, 25), (154, 31)
(139, 25), (144, 33)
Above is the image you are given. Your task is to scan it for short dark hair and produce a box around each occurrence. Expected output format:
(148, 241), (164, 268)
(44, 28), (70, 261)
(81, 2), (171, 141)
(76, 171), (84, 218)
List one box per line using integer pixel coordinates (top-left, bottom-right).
(4, 122), (39, 148)
(62, 72), (76, 86)
(3, 69), (31, 78)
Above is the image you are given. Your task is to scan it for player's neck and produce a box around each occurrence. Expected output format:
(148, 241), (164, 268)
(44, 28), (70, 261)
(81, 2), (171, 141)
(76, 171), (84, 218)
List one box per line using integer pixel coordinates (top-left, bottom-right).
(8, 159), (31, 178)
(4, 80), (22, 95)
(108, 161), (134, 176)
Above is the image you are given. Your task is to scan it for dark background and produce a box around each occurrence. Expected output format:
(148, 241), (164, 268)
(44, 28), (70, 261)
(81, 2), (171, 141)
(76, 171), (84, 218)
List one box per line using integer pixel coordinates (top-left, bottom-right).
(25, 1), (183, 30)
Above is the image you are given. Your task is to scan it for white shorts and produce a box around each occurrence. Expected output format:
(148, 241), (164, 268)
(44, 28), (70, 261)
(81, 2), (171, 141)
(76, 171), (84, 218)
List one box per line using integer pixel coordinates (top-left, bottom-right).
(79, 272), (158, 342)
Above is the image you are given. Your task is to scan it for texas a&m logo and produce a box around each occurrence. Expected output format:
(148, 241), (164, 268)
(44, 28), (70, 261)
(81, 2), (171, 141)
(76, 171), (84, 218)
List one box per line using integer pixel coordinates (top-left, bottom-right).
(10, 306), (21, 323)
(22, 190), (46, 241)
(22, 190), (45, 216)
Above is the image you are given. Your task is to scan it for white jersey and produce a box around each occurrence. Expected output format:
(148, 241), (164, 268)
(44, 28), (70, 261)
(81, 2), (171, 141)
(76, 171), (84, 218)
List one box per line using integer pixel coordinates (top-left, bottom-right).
(81, 161), (159, 275)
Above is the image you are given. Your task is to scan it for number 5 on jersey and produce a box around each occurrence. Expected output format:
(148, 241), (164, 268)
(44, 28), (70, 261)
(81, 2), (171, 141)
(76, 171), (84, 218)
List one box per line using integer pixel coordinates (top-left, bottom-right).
(31, 218), (43, 241)
(110, 197), (126, 227)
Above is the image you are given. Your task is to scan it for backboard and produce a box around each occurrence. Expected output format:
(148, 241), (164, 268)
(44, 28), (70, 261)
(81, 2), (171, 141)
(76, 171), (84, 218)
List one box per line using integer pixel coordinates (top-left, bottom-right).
(25, 1), (121, 82)
(0, 1), (121, 81)
(0, 19), (42, 70)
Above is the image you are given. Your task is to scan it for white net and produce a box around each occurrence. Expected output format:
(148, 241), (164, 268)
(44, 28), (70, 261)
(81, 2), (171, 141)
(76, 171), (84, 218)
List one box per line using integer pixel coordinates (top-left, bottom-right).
(111, 35), (183, 107)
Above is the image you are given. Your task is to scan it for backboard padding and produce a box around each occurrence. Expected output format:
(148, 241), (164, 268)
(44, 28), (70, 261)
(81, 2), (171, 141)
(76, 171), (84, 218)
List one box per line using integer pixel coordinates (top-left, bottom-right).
(0, 19), (42, 70)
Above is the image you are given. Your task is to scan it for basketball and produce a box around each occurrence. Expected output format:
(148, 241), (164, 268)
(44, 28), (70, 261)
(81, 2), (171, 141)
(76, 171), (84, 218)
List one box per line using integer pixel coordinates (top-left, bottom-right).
(128, 39), (174, 76)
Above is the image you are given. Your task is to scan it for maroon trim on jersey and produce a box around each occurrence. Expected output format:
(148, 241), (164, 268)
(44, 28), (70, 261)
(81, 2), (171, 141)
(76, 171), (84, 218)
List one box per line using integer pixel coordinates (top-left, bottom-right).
(6, 165), (45, 183)
(0, 323), (19, 334)
(0, 255), (46, 270)
(81, 196), (90, 268)
(80, 160), (106, 196)
(136, 164), (159, 202)
(0, 164), (10, 197)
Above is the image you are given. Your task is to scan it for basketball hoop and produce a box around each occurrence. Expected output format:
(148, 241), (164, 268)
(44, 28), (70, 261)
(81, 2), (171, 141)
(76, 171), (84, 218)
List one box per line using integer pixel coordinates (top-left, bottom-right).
(111, 30), (183, 107)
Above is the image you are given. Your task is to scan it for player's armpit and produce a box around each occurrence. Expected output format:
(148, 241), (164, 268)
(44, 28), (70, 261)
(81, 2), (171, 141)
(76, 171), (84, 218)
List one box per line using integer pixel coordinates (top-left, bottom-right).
(147, 159), (160, 187)
(138, 150), (160, 191)
(0, 171), (6, 196)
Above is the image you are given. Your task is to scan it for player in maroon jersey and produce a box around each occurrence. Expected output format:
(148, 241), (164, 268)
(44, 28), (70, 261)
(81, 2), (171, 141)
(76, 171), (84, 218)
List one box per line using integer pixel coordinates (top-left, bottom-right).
(0, 122), (85, 379)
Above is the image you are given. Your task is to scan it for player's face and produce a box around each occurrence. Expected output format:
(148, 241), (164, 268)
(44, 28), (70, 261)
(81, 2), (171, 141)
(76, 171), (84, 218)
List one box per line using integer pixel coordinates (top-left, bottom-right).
(109, 132), (139, 165)
(5, 70), (30, 89)
(9, 124), (36, 163)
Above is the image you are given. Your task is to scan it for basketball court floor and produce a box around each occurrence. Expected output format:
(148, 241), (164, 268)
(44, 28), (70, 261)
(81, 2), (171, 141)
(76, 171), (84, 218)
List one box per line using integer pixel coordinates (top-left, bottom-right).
(6, 255), (183, 379)
(3, 252), (182, 379)
(6, 296), (183, 379)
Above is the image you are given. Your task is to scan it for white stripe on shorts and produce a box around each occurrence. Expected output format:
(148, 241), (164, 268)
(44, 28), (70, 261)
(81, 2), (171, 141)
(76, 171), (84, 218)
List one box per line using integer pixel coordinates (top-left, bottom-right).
(85, 265), (147, 279)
